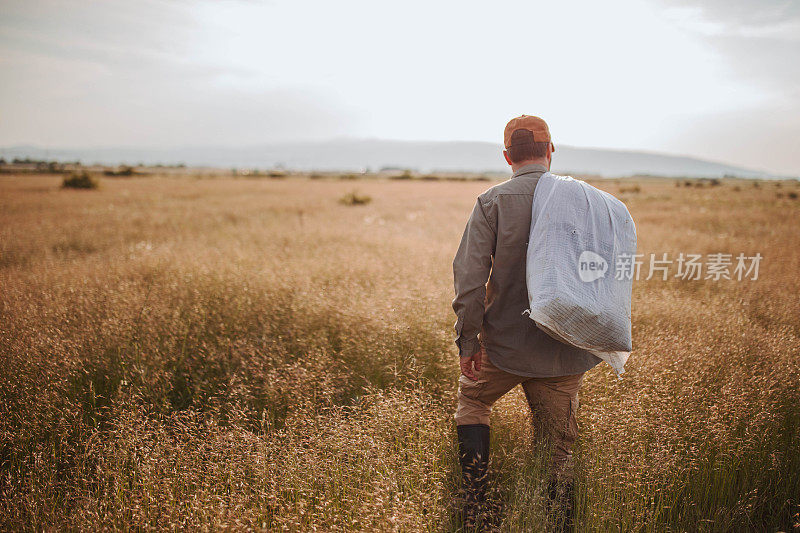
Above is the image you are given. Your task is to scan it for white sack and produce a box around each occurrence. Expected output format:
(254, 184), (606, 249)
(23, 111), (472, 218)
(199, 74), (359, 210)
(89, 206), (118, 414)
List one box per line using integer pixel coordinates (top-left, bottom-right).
(524, 172), (637, 375)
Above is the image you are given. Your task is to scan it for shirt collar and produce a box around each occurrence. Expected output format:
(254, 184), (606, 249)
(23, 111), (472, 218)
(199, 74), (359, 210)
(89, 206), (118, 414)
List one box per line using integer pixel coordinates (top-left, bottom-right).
(511, 163), (548, 179)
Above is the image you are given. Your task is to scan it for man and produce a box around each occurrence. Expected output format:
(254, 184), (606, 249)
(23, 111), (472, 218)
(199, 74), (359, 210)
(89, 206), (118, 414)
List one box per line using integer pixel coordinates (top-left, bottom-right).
(452, 115), (601, 527)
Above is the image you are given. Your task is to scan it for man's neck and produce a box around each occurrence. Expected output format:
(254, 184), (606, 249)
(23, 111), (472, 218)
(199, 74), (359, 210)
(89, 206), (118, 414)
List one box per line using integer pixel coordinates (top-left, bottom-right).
(511, 159), (549, 173)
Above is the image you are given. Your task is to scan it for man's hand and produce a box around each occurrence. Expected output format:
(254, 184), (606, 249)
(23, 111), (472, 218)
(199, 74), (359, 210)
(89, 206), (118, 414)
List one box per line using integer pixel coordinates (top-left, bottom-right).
(460, 345), (485, 381)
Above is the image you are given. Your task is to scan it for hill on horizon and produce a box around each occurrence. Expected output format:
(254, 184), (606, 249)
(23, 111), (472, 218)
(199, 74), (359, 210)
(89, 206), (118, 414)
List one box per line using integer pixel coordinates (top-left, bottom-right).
(0, 140), (784, 179)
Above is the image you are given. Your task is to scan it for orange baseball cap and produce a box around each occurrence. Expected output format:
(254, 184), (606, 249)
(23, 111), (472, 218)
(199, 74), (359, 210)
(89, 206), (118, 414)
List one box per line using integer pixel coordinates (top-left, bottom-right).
(503, 115), (551, 148)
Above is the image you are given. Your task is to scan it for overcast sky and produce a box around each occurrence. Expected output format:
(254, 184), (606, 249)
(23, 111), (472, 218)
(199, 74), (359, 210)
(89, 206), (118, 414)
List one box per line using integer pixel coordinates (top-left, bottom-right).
(1, 0), (798, 175)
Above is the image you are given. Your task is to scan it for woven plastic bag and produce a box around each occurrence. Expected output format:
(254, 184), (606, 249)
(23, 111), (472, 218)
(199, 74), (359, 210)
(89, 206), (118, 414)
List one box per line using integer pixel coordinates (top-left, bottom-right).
(523, 172), (637, 375)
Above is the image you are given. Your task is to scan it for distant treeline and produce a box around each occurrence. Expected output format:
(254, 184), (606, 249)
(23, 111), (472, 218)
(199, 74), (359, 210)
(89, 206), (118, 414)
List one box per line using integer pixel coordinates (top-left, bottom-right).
(0, 158), (188, 175)
(0, 158), (78, 173)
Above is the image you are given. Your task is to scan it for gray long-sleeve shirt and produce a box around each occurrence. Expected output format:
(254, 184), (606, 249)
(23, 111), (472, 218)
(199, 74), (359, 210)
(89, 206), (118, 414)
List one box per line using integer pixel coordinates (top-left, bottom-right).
(452, 163), (601, 377)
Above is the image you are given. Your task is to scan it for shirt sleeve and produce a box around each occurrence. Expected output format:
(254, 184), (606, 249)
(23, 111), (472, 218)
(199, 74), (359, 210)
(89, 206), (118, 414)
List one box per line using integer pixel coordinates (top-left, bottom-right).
(452, 198), (496, 358)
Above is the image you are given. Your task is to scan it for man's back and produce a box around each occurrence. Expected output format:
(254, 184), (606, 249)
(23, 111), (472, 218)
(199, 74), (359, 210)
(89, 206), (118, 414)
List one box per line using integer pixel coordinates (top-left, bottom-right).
(452, 163), (600, 377)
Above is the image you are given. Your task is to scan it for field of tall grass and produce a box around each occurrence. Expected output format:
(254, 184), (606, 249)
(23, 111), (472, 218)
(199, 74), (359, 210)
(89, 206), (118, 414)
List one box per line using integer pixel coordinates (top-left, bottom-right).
(1, 173), (799, 531)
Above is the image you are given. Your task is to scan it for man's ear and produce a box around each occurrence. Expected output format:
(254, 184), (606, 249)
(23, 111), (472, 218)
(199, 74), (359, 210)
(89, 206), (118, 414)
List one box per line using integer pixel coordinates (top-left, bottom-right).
(503, 150), (512, 166)
(550, 142), (555, 154)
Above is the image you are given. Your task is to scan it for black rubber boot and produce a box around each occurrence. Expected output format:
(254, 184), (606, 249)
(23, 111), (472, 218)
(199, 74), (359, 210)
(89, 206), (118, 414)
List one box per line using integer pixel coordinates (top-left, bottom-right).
(457, 424), (490, 528)
(547, 478), (575, 532)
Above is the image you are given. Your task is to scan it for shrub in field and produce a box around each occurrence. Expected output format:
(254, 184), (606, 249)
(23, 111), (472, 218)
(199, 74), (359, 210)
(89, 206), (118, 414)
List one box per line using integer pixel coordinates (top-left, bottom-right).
(104, 166), (135, 177)
(390, 170), (414, 180)
(339, 190), (372, 206)
(62, 171), (98, 189)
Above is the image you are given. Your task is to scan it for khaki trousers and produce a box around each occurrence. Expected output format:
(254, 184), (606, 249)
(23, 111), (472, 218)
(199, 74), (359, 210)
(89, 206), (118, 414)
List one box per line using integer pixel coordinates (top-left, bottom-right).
(455, 355), (585, 479)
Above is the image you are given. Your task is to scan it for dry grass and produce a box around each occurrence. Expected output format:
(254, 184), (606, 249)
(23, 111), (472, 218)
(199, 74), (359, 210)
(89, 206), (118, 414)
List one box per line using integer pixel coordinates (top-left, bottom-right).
(1, 174), (798, 531)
